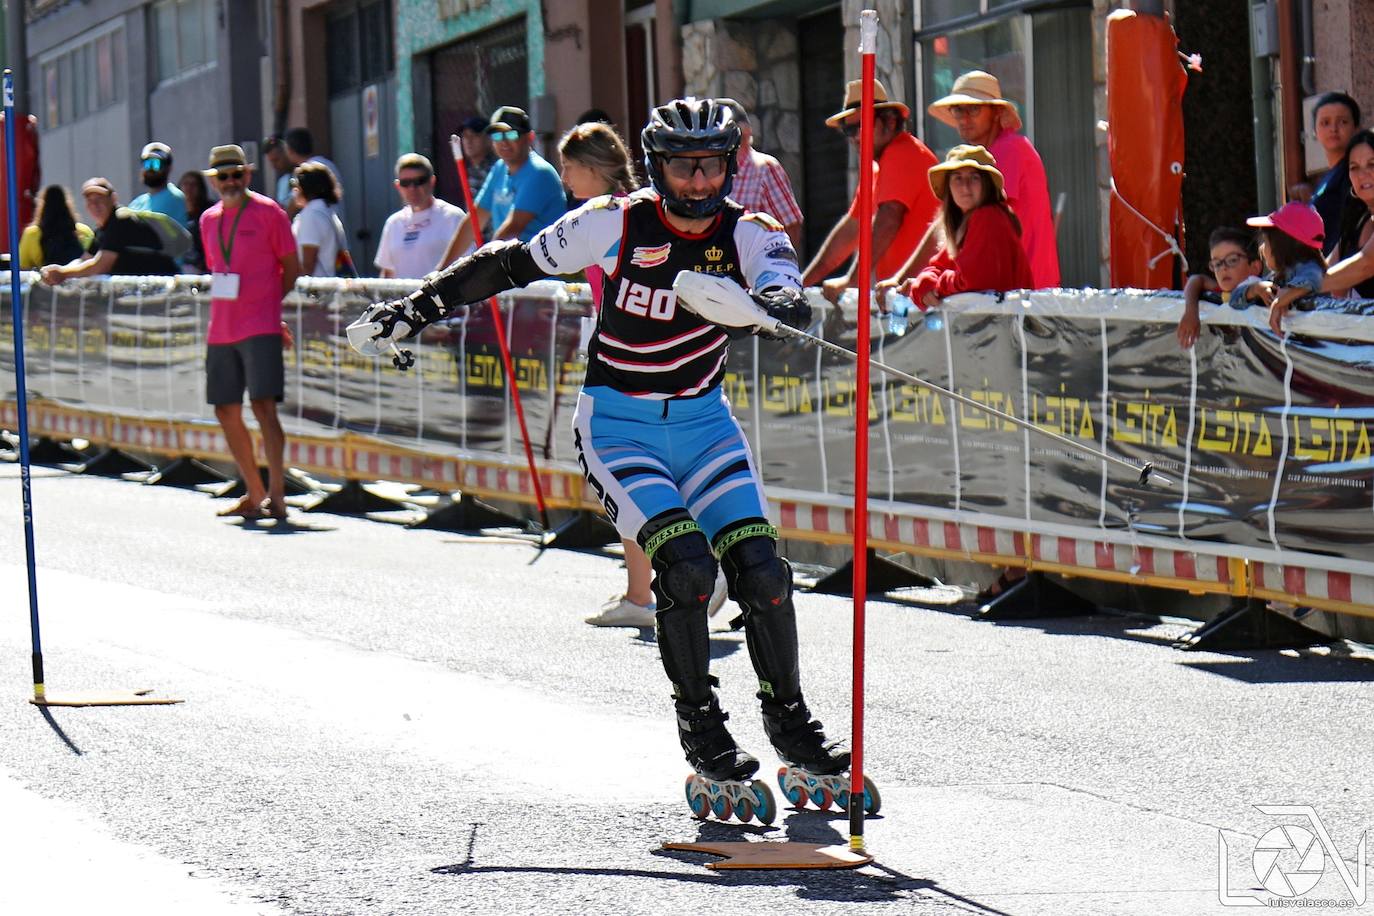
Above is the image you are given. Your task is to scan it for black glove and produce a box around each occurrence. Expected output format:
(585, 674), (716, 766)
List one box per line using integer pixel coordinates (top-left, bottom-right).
(750, 287), (811, 340)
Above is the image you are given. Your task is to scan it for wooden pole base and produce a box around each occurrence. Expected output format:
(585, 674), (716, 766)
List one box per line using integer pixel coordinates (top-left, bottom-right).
(661, 841), (873, 870)
(30, 689), (183, 708)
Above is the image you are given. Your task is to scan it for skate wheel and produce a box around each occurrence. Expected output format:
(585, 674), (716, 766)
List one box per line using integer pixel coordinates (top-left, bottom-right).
(711, 794), (733, 821)
(734, 796), (754, 823)
(778, 767), (806, 808)
(809, 786), (833, 810)
(751, 783), (777, 826)
(835, 787), (850, 810)
(685, 776), (710, 820)
(863, 775), (882, 816)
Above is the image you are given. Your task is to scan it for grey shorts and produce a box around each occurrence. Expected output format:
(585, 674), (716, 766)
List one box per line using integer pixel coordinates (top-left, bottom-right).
(206, 334), (285, 405)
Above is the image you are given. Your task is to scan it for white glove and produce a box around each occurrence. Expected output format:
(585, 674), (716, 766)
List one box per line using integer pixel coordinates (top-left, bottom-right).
(346, 299), (420, 357)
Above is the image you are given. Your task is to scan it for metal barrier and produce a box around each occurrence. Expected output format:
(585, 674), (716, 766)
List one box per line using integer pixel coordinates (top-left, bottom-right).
(3, 274), (1372, 620)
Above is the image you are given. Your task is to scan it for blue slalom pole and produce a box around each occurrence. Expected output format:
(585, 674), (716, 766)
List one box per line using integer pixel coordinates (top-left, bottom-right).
(3, 69), (45, 701)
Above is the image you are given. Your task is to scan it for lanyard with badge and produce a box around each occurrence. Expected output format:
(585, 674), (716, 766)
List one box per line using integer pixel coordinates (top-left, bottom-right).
(211, 200), (248, 299)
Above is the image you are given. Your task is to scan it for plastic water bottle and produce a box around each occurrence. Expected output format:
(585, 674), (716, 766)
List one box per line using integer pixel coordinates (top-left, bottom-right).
(887, 298), (910, 336)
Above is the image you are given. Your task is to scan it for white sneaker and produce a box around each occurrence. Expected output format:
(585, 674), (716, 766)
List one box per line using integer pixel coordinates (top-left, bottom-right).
(707, 570), (729, 617)
(586, 596), (657, 628)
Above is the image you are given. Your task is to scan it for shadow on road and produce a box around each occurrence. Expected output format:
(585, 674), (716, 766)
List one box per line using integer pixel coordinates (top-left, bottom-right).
(35, 707), (82, 756)
(430, 819), (1013, 912)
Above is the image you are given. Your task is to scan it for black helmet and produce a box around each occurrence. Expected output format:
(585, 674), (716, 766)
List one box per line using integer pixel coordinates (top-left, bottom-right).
(640, 98), (742, 219)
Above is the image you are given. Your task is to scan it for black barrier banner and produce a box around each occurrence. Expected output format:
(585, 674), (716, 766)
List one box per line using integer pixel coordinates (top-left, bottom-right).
(3, 278), (1372, 574)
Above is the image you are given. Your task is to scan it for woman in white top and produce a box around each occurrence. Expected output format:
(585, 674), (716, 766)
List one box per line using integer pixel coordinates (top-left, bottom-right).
(291, 161), (346, 277)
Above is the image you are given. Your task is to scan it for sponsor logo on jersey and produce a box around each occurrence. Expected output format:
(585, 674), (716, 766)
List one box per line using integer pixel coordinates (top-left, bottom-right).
(539, 233), (559, 270)
(589, 195), (622, 211)
(692, 262), (737, 276)
(705, 245), (724, 262)
(631, 243), (672, 268)
(764, 243), (798, 266)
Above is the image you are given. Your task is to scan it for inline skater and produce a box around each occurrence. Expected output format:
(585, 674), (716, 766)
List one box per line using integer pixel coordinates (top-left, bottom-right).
(348, 97), (870, 823)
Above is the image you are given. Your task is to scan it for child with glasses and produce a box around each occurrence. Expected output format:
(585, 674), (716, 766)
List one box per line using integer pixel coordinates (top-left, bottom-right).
(1176, 227), (1265, 349)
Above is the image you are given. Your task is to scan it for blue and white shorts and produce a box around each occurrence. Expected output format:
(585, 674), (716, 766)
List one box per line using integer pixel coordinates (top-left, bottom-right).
(572, 385), (769, 546)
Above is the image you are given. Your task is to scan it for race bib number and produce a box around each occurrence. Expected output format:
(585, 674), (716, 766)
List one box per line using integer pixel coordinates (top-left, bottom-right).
(211, 273), (241, 299)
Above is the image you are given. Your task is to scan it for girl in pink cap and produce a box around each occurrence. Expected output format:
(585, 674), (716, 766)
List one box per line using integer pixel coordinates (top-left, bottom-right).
(1246, 201), (1328, 334)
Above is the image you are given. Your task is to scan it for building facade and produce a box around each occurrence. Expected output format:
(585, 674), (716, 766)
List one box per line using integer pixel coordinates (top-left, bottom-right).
(11, 1), (1373, 284)
(26, 0), (266, 209)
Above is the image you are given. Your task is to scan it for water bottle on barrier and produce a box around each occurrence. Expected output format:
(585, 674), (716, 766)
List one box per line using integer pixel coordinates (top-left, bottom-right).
(886, 297), (910, 336)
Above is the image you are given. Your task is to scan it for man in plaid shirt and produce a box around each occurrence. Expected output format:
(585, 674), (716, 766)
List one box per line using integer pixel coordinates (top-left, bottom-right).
(719, 99), (803, 250)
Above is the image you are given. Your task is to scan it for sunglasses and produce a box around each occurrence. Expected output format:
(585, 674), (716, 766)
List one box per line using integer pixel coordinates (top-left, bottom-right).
(660, 155), (728, 180)
(489, 129), (522, 142)
(215, 168), (247, 182)
(396, 175), (432, 188)
(141, 158), (165, 171)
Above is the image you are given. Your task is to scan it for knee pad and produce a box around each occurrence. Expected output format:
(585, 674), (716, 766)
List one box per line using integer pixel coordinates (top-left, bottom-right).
(719, 527), (801, 701)
(718, 525), (792, 615)
(641, 510), (718, 613)
(640, 510), (718, 702)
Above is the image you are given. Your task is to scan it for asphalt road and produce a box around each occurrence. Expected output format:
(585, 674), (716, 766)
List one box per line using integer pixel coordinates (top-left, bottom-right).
(1, 463), (1372, 916)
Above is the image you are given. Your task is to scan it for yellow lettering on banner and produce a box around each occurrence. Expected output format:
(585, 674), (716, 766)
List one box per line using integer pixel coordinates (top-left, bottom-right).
(1356, 424), (1372, 463)
(302, 339), (331, 369)
(1292, 416), (1332, 462)
(83, 328), (105, 355)
(1197, 409), (1232, 453)
(720, 371), (749, 409)
(30, 325), (50, 351)
(557, 359), (585, 394)
(1111, 393), (1178, 447)
(56, 327), (78, 354)
(1112, 400), (1143, 445)
(1253, 414), (1273, 457)
(467, 353), (503, 388)
(1078, 406), (1095, 440)
(515, 356), (547, 391)
(763, 370), (812, 414)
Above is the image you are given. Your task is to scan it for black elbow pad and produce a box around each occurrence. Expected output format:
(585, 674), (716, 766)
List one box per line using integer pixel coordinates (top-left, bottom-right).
(428, 240), (550, 308)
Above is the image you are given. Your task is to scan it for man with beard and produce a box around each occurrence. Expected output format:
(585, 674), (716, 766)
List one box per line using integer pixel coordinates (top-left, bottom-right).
(129, 142), (189, 224)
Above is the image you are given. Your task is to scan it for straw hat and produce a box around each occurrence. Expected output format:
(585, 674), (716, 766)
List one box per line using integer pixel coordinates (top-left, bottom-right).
(202, 144), (250, 177)
(927, 145), (1005, 200)
(824, 79), (911, 127)
(927, 70), (1023, 132)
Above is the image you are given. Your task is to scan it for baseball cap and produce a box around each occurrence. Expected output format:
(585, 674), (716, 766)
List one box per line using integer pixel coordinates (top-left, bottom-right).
(486, 106), (532, 135)
(461, 114), (489, 134)
(1246, 201), (1324, 251)
(140, 141), (172, 161)
(80, 177), (116, 197)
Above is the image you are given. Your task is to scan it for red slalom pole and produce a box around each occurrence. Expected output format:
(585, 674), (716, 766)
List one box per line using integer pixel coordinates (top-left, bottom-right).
(449, 135), (549, 530)
(849, 8), (877, 853)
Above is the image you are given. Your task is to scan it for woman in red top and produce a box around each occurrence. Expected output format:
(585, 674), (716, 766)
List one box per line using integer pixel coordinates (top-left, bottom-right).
(903, 144), (1032, 606)
(902, 144), (1032, 309)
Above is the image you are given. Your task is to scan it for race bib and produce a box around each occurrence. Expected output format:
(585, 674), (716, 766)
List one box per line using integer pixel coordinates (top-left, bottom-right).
(211, 273), (241, 299)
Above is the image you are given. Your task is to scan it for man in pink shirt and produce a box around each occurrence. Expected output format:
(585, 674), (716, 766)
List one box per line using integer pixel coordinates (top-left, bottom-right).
(928, 70), (1060, 288)
(199, 144), (301, 520)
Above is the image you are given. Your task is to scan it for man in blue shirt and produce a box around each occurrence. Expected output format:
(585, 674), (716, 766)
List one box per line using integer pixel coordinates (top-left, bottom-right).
(128, 142), (189, 224)
(438, 106), (566, 266)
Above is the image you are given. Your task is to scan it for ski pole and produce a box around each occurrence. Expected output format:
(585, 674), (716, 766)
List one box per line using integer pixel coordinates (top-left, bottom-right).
(448, 134), (549, 531)
(4, 70), (45, 702)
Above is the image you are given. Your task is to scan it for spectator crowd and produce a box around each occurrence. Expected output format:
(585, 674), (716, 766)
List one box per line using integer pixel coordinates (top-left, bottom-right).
(14, 67), (1374, 544)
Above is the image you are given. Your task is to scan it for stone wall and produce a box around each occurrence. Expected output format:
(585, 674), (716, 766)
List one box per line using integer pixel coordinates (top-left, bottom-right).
(681, 19), (804, 193)
(682, 3), (910, 209)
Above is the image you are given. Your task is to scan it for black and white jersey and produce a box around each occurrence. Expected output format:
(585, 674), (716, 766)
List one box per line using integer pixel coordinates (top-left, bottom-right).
(528, 189), (802, 399)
